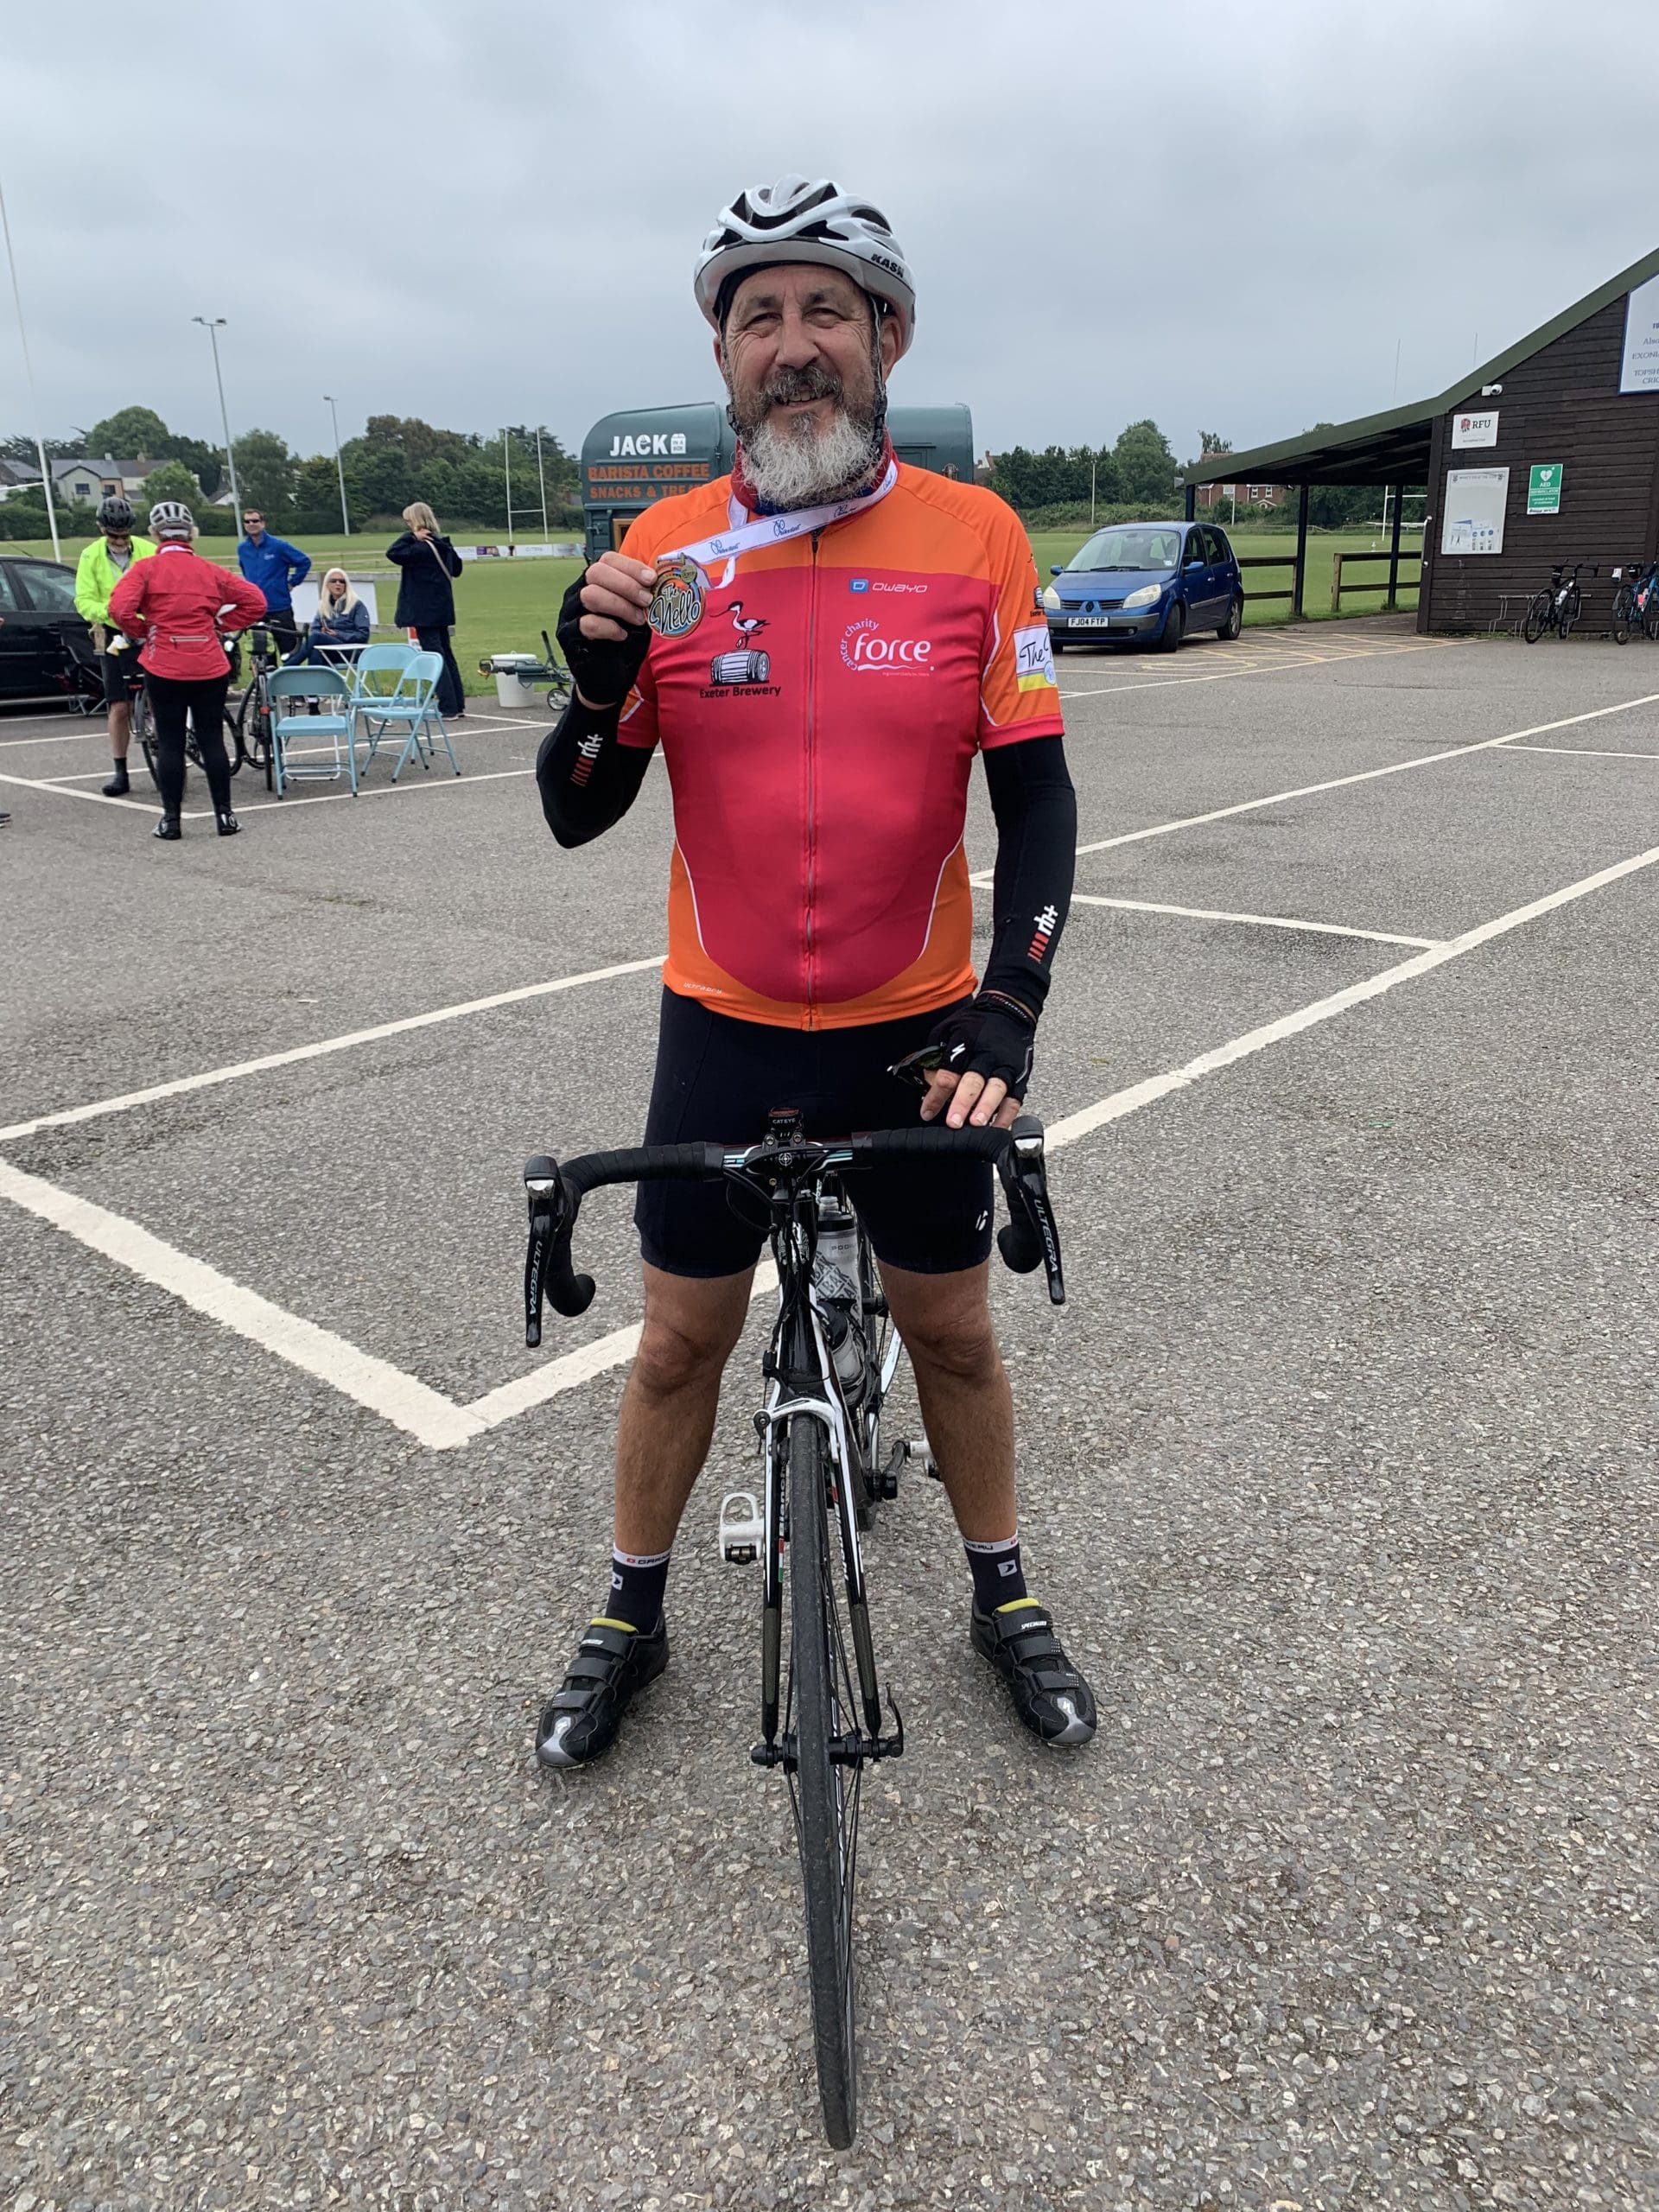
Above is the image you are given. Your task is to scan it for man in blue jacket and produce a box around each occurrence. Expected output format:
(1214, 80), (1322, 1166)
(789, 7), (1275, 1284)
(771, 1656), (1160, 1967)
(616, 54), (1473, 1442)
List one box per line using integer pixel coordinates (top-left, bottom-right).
(237, 508), (311, 655)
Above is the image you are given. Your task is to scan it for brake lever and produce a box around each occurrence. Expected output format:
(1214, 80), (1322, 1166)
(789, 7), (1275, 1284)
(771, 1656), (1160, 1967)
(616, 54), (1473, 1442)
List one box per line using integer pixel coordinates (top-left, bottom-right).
(1003, 1115), (1065, 1306)
(523, 1154), (564, 1348)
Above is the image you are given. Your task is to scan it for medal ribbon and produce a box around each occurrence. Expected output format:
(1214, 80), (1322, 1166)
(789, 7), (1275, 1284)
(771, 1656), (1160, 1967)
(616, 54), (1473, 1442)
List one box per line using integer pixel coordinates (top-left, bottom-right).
(655, 459), (899, 589)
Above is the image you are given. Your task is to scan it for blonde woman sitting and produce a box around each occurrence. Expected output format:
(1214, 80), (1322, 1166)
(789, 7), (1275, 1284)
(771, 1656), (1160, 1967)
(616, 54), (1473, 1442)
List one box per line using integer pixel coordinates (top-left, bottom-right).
(287, 569), (372, 664)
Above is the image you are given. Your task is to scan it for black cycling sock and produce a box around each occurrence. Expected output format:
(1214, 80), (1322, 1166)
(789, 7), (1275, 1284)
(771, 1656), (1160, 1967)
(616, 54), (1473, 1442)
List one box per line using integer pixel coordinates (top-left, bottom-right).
(605, 1545), (671, 1631)
(964, 1532), (1027, 1611)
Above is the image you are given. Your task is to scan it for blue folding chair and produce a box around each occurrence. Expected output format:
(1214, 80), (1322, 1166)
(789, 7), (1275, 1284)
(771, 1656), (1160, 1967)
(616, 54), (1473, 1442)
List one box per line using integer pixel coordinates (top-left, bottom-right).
(346, 640), (417, 718)
(352, 651), (458, 782)
(265, 666), (359, 798)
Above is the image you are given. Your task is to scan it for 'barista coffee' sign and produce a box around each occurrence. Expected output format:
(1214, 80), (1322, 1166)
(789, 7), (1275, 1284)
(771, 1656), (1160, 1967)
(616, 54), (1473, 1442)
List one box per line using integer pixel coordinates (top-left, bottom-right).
(1450, 410), (1500, 448)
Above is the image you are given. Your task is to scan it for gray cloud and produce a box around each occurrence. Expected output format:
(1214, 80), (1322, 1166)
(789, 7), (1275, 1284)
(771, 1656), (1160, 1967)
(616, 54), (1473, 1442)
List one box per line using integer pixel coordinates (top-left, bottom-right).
(4, 0), (1650, 468)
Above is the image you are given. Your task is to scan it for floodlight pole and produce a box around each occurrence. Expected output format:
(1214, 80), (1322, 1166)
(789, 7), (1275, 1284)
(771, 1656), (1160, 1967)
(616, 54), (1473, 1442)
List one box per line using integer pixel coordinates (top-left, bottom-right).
(193, 316), (241, 518)
(324, 393), (351, 535)
(503, 428), (514, 550)
(1090, 456), (1096, 528)
(0, 175), (60, 561)
(536, 428), (550, 540)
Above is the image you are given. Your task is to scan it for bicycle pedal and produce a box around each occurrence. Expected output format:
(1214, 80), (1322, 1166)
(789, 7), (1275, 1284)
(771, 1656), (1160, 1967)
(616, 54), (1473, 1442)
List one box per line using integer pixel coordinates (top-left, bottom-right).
(910, 1436), (940, 1479)
(718, 1490), (762, 1566)
(874, 1442), (906, 1500)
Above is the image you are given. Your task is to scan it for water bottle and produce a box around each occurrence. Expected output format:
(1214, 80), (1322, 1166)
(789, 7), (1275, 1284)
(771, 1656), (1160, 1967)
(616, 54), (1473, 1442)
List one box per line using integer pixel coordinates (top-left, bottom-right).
(812, 1202), (866, 1395)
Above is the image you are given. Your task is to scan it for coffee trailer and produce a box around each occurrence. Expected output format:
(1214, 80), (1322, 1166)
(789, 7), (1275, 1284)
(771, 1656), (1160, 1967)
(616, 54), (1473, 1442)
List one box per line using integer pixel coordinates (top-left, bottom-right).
(581, 402), (974, 560)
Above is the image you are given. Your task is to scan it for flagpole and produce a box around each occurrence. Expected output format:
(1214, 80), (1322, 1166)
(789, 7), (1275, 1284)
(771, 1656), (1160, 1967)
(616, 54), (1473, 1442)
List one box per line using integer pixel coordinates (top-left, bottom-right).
(0, 175), (60, 561)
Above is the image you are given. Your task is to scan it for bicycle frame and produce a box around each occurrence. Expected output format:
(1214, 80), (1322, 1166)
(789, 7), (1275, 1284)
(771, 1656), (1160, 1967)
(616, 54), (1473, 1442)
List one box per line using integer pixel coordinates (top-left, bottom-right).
(752, 1171), (897, 1769)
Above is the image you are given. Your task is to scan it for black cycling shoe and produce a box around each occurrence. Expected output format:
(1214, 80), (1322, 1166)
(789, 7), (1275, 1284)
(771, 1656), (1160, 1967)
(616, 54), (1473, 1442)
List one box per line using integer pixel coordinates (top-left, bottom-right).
(153, 814), (181, 841)
(536, 1614), (669, 1770)
(216, 810), (239, 836)
(970, 1598), (1097, 1745)
(102, 766), (130, 797)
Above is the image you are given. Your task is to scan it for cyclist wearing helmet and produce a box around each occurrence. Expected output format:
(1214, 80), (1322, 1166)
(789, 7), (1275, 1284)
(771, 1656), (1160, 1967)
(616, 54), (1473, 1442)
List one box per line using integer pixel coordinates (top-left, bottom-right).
(108, 501), (266, 840)
(533, 176), (1095, 1768)
(74, 496), (156, 796)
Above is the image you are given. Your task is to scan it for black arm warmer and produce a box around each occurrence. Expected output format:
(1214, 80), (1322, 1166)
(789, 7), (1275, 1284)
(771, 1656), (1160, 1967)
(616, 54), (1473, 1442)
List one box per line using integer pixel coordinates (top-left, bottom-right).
(980, 734), (1077, 1018)
(536, 696), (652, 848)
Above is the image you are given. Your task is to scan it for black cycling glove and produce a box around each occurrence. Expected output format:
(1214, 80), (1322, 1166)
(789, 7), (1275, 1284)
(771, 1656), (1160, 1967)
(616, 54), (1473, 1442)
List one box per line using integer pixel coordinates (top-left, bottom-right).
(925, 990), (1038, 1103)
(556, 568), (652, 708)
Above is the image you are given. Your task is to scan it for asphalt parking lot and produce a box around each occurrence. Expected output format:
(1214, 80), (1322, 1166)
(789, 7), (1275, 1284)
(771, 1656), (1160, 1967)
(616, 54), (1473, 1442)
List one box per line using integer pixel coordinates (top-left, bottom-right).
(3, 614), (1656, 2209)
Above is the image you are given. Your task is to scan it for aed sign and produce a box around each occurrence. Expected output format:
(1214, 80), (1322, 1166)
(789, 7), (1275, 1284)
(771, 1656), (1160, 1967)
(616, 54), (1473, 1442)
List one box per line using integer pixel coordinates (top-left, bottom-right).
(1450, 410), (1499, 449)
(1527, 462), (1564, 515)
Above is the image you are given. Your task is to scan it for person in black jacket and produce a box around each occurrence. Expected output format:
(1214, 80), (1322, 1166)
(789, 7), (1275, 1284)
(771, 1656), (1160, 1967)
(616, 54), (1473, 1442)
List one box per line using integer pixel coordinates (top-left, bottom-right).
(386, 502), (466, 717)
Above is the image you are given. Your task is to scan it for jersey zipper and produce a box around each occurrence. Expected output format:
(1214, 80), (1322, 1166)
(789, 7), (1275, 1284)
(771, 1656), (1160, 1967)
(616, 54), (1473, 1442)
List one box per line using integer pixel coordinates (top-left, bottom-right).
(803, 530), (822, 1027)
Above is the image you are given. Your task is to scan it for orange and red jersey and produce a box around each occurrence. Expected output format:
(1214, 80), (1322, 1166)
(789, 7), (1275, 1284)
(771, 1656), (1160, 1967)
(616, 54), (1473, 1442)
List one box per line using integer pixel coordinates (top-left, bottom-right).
(619, 465), (1064, 1030)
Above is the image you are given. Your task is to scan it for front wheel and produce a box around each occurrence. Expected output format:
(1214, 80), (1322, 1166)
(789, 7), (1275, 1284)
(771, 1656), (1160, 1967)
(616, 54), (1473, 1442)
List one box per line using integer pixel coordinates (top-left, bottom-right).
(787, 1415), (858, 2150)
(1158, 601), (1185, 653)
(1611, 587), (1634, 645)
(133, 685), (161, 791)
(1559, 584), (1581, 639)
(1522, 591), (1553, 644)
(1217, 595), (1243, 641)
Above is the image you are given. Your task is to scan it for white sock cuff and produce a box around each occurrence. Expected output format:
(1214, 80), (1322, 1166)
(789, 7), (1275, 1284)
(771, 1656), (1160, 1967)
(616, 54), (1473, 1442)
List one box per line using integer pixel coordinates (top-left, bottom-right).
(962, 1532), (1020, 1555)
(612, 1545), (672, 1569)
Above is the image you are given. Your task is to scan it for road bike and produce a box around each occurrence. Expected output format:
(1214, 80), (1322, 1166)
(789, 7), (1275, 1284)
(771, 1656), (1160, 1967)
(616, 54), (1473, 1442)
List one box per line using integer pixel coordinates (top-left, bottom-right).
(1609, 558), (1659, 645)
(232, 622), (289, 790)
(126, 646), (250, 792)
(520, 1109), (1064, 2147)
(1522, 561), (1597, 643)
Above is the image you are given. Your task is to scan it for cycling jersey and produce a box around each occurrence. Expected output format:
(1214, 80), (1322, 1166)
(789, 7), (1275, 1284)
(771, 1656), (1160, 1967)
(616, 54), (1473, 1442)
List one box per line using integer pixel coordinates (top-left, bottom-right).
(73, 534), (156, 632)
(616, 464), (1064, 1030)
(108, 544), (267, 680)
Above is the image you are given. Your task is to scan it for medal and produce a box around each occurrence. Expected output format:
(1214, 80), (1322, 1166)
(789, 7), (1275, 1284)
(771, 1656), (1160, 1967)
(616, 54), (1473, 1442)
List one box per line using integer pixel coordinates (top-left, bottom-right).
(647, 555), (707, 638)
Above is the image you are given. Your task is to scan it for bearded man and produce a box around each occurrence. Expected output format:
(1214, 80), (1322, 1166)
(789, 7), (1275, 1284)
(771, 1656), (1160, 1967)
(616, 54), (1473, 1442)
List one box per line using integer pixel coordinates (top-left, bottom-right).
(532, 176), (1096, 1767)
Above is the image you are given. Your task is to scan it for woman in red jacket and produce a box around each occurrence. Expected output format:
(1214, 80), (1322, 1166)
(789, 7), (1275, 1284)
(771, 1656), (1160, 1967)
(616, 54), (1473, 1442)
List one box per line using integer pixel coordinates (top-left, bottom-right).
(109, 500), (267, 840)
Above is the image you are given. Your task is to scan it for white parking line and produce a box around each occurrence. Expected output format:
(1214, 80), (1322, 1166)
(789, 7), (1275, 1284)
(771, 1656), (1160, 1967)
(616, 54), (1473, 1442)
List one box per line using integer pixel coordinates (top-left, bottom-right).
(1068, 893), (1440, 948)
(1503, 742), (1659, 761)
(1058, 635), (1452, 698)
(6, 840), (1654, 1447)
(0, 953), (664, 1143)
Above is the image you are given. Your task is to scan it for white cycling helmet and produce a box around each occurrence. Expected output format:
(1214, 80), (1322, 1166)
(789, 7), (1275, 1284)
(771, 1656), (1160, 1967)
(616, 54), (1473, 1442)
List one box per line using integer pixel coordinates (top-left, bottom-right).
(148, 499), (194, 541)
(695, 175), (916, 357)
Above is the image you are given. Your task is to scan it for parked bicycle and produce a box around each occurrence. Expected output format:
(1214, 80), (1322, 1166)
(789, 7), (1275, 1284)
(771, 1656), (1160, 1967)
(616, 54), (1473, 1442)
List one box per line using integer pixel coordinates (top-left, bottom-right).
(520, 1109), (1064, 2148)
(1522, 562), (1597, 643)
(232, 622), (288, 790)
(124, 635), (250, 791)
(1609, 558), (1659, 645)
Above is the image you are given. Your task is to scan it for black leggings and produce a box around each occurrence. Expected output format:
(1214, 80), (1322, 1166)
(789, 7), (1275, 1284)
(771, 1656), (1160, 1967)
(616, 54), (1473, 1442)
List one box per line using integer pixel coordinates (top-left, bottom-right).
(145, 671), (233, 817)
(415, 625), (466, 716)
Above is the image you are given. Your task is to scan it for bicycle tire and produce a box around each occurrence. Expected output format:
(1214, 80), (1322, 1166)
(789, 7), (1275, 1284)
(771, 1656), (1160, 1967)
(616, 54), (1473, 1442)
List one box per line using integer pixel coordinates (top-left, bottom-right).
(1645, 599), (1659, 643)
(1560, 584), (1581, 640)
(235, 679), (269, 783)
(133, 686), (161, 791)
(787, 1414), (858, 2149)
(1522, 592), (1552, 645)
(1612, 587), (1634, 645)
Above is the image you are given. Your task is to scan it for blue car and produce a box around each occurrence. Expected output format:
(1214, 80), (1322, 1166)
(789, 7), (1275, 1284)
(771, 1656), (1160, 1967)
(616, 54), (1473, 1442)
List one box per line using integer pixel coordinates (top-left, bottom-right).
(1043, 519), (1243, 652)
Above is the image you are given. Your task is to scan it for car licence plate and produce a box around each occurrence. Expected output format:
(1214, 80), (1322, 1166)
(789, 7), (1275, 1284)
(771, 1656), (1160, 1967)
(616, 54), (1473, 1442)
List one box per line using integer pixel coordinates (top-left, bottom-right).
(1068, 615), (1115, 628)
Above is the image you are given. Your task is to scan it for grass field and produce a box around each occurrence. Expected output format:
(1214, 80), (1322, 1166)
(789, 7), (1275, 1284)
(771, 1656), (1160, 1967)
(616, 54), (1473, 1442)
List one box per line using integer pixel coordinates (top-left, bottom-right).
(8, 518), (1423, 692)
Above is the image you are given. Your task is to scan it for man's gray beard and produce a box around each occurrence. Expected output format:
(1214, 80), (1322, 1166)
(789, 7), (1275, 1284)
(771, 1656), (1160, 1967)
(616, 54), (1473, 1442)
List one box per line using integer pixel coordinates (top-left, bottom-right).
(739, 403), (884, 511)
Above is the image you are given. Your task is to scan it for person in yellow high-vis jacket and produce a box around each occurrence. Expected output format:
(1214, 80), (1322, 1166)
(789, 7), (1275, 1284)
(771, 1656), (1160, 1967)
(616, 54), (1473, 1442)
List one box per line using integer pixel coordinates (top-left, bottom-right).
(74, 496), (156, 796)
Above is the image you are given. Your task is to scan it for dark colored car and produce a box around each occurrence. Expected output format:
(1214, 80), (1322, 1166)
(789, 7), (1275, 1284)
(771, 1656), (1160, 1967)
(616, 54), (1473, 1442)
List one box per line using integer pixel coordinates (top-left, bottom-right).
(1043, 520), (1243, 652)
(0, 554), (99, 708)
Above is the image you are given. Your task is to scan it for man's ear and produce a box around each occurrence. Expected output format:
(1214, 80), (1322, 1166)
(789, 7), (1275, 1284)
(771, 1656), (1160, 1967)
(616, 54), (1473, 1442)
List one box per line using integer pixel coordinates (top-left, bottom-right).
(877, 313), (902, 379)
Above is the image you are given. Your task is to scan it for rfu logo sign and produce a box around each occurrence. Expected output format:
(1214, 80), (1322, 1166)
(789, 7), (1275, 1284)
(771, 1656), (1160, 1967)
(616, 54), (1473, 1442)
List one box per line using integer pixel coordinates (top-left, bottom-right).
(608, 431), (689, 456)
(841, 618), (933, 673)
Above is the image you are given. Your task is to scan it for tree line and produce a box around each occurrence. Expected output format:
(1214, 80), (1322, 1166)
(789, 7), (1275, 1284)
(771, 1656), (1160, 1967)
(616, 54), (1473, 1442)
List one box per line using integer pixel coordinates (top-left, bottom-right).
(0, 406), (583, 541)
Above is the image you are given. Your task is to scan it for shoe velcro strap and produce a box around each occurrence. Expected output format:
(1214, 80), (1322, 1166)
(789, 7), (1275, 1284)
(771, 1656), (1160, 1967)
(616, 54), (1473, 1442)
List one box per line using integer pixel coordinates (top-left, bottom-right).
(1023, 1662), (1086, 1693)
(576, 1621), (638, 1658)
(546, 1685), (614, 1715)
(564, 1651), (631, 1687)
(997, 1620), (1061, 1656)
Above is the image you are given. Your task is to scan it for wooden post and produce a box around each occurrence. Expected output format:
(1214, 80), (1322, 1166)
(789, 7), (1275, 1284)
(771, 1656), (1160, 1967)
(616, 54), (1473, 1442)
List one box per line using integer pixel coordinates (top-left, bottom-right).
(1386, 483), (1404, 609)
(1183, 480), (1195, 522)
(1292, 483), (1310, 618)
(1331, 552), (1344, 614)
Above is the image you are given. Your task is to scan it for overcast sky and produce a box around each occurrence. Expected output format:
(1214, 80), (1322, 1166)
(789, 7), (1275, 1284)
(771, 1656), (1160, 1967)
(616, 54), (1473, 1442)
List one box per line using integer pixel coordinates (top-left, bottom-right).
(5, 0), (1653, 468)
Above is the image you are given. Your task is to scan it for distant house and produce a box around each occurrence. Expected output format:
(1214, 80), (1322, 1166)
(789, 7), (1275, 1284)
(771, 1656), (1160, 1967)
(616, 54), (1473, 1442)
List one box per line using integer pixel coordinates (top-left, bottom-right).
(0, 457), (43, 503)
(1197, 480), (1287, 512)
(50, 454), (168, 507)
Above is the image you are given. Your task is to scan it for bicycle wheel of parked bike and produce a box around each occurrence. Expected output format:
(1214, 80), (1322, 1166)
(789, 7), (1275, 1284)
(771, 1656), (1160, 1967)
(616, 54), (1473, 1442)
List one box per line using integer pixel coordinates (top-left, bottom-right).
(1522, 591), (1554, 644)
(786, 1414), (859, 2149)
(132, 685), (162, 791)
(1612, 587), (1635, 645)
(235, 679), (272, 787)
(1559, 584), (1582, 639)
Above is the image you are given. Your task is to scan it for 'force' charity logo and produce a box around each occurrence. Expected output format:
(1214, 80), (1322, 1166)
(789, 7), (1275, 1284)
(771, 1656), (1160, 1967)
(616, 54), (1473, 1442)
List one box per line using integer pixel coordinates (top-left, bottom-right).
(841, 618), (933, 673)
